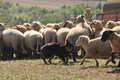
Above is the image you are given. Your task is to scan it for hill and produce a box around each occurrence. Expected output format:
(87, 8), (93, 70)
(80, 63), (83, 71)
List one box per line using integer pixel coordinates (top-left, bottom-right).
(2, 0), (105, 9)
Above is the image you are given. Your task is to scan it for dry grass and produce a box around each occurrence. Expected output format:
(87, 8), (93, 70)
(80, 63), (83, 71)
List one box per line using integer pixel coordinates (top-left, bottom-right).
(0, 58), (120, 80)
(3, 0), (105, 9)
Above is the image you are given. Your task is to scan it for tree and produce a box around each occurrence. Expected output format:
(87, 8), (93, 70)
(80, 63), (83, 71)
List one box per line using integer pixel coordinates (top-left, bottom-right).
(96, 3), (102, 9)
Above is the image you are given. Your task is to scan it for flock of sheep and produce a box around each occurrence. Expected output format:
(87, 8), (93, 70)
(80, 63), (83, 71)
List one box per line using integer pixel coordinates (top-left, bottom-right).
(0, 14), (120, 67)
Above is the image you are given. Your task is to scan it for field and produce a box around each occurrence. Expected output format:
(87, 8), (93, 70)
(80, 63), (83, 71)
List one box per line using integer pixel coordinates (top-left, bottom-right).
(2, 0), (105, 9)
(0, 58), (120, 80)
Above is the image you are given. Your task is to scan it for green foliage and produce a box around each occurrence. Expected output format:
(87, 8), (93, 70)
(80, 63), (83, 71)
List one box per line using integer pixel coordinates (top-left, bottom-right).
(0, 1), (102, 26)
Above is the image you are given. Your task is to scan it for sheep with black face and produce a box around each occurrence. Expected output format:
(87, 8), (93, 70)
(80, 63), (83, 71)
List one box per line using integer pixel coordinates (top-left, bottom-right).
(101, 29), (120, 67)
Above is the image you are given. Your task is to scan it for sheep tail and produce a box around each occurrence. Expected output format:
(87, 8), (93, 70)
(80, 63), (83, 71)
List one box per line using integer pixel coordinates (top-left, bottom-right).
(37, 44), (41, 52)
(111, 52), (116, 64)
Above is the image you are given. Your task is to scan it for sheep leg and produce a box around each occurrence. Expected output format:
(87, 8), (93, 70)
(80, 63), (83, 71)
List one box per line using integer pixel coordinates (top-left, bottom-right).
(80, 54), (88, 65)
(105, 57), (112, 66)
(33, 48), (37, 59)
(117, 60), (120, 67)
(111, 52), (116, 64)
(94, 57), (99, 66)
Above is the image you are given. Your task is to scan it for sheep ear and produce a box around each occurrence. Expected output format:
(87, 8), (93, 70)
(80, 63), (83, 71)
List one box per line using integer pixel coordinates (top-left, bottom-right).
(73, 18), (76, 20)
(81, 15), (84, 17)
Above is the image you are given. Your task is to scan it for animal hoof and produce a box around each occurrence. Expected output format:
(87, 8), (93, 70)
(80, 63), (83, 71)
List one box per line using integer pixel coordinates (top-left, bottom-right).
(74, 60), (77, 62)
(112, 61), (116, 64)
(80, 63), (83, 65)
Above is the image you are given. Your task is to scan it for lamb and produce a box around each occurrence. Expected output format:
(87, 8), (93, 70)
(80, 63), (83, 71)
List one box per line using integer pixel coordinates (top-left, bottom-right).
(75, 35), (112, 66)
(24, 30), (43, 59)
(101, 29), (120, 67)
(1, 29), (27, 59)
(66, 15), (93, 62)
(40, 40), (74, 64)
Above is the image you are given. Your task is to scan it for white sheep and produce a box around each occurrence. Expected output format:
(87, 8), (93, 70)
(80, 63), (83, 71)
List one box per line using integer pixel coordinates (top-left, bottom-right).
(46, 23), (61, 31)
(101, 29), (120, 67)
(23, 23), (31, 30)
(66, 15), (93, 62)
(0, 23), (5, 32)
(105, 21), (117, 29)
(40, 28), (57, 45)
(2, 29), (27, 59)
(91, 20), (106, 38)
(62, 20), (75, 29)
(31, 21), (42, 31)
(24, 30), (43, 59)
(75, 35), (112, 66)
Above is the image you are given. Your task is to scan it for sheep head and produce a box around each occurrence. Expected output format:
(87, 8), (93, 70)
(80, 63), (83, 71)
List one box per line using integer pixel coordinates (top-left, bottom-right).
(91, 20), (103, 30)
(101, 29), (116, 42)
(74, 15), (86, 24)
(105, 21), (116, 29)
(75, 35), (89, 46)
(0, 23), (5, 31)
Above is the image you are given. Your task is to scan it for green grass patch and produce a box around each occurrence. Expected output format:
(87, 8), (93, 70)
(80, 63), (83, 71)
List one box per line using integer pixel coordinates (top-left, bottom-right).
(0, 58), (120, 80)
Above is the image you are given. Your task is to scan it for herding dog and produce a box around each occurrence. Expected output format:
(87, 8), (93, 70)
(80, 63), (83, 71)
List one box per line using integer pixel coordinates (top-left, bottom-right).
(40, 40), (74, 64)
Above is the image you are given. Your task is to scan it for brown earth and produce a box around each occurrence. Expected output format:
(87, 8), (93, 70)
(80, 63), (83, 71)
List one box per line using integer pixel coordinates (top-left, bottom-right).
(3, 0), (105, 9)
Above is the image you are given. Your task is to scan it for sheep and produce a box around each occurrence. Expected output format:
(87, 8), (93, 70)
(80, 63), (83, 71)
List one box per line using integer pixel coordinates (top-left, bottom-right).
(1, 29), (27, 59)
(16, 25), (27, 33)
(116, 21), (120, 26)
(40, 28), (57, 45)
(62, 20), (74, 29)
(105, 21), (117, 29)
(101, 29), (120, 67)
(24, 30), (43, 59)
(0, 23), (6, 59)
(91, 20), (106, 38)
(46, 23), (61, 31)
(10, 25), (27, 33)
(40, 40), (74, 64)
(56, 20), (75, 44)
(104, 21), (120, 34)
(23, 23), (31, 30)
(57, 28), (71, 44)
(30, 21), (42, 31)
(74, 15), (86, 23)
(75, 35), (112, 66)
(0, 23), (5, 32)
(66, 15), (93, 62)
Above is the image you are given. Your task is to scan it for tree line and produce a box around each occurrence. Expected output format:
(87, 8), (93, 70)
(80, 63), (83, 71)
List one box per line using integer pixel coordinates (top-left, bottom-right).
(0, 0), (103, 26)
